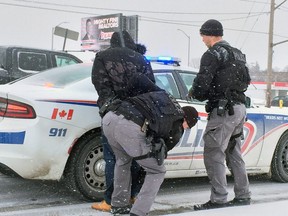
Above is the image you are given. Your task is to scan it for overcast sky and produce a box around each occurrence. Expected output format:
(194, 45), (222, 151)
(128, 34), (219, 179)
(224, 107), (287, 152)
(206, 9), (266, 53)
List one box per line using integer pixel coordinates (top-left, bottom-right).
(0, 0), (287, 70)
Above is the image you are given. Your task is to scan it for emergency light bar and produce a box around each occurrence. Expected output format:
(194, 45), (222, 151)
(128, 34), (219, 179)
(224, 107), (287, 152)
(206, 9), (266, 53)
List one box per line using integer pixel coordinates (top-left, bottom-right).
(145, 56), (181, 66)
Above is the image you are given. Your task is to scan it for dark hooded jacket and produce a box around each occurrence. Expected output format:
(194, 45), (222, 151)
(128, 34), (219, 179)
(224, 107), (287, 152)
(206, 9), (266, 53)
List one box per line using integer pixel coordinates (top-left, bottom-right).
(91, 31), (154, 108)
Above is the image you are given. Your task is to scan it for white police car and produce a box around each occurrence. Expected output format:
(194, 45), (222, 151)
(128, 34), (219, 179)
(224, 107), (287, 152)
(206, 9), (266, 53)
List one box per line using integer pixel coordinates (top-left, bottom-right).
(0, 57), (288, 201)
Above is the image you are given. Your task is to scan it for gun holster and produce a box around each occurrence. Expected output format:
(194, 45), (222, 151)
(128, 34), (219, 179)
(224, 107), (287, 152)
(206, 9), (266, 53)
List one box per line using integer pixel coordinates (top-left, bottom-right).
(133, 137), (167, 166)
(228, 104), (234, 115)
(99, 96), (117, 118)
(99, 102), (111, 118)
(217, 99), (228, 116)
(205, 103), (212, 113)
(152, 138), (167, 166)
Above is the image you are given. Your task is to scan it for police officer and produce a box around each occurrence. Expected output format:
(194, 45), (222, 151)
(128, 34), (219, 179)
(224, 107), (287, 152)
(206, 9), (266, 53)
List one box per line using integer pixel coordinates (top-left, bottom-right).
(102, 101), (197, 216)
(91, 30), (153, 212)
(99, 67), (198, 215)
(189, 19), (251, 210)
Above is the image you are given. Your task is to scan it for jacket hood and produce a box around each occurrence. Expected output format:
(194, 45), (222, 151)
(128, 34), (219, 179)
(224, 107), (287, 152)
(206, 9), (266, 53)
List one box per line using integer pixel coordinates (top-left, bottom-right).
(110, 30), (137, 51)
(136, 44), (147, 55)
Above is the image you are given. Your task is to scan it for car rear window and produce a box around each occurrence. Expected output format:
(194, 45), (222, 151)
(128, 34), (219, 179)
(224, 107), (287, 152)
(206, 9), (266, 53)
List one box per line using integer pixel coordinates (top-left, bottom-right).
(12, 63), (92, 88)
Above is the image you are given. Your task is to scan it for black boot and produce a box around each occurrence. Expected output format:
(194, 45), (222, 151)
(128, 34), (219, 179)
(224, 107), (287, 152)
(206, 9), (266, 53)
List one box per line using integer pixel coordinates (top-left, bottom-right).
(111, 205), (131, 215)
(228, 198), (251, 206)
(194, 200), (227, 211)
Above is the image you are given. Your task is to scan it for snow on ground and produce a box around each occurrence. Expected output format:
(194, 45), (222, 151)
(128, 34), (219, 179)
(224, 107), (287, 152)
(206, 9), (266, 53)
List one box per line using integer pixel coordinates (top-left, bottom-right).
(0, 200), (286, 216)
(170, 200), (287, 216)
(1, 176), (287, 216)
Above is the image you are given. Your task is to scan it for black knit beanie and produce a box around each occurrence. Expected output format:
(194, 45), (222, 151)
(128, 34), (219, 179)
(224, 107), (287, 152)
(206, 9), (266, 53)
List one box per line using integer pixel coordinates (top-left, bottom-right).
(182, 106), (198, 128)
(200, 19), (223, 36)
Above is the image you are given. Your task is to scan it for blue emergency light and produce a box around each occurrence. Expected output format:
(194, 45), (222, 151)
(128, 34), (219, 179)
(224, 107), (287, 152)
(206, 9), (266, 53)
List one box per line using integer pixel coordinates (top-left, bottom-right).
(145, 56), (181, 66)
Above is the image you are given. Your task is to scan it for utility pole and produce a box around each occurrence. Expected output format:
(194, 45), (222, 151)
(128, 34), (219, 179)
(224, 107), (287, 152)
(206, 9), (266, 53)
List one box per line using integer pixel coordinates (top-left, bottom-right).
(265, 0), (287, 107)
(265, 0), (275, 107)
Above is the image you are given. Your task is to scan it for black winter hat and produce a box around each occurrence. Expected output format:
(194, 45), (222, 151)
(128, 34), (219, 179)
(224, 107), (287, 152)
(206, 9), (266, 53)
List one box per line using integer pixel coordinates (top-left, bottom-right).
(200, 19), (223, 36)
(182, 106), (198, 128)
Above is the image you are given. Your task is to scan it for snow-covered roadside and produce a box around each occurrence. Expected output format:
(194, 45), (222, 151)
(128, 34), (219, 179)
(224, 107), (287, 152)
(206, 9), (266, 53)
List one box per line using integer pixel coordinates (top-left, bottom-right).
(1, 200), (286, 216)
(170, 200), (287, 216)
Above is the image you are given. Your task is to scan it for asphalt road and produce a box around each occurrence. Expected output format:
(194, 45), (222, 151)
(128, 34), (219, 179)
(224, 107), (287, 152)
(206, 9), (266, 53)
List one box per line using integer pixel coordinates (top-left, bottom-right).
(1, 172), (288, 216)
(0, 173), (82, 212)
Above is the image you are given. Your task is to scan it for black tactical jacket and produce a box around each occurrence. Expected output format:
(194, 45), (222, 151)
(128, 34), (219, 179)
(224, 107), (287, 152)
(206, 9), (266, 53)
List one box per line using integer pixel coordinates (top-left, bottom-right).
(191, 40), (249, 104)
(91, 31), (154, 108)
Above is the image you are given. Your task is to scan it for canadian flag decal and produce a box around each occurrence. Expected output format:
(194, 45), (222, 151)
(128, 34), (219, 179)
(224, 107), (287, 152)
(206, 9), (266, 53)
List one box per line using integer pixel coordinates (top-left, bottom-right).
(51, 108), (74, 120)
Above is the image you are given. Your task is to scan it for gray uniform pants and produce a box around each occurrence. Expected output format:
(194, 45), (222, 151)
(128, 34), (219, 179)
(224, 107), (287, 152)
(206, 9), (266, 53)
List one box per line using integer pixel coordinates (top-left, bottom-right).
(203, 104), (251, 204)
(102, 111), (166, 216)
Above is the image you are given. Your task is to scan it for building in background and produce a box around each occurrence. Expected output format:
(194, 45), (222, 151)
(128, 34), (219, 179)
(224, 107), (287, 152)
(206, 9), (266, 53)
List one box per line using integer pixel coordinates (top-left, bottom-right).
(247, 71), (288, 106)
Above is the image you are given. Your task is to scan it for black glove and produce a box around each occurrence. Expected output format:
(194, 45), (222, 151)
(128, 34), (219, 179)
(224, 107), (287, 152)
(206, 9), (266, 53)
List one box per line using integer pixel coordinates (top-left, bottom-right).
(187, 88), (193, 99)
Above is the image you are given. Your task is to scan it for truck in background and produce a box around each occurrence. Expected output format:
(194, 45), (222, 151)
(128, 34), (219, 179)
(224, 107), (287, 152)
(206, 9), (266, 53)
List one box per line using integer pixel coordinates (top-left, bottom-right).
(0, 46), (83, 84)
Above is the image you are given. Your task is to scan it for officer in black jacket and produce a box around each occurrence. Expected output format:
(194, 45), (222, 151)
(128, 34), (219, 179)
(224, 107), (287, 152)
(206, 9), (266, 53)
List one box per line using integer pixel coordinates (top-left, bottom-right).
(102, 100), (196, 216)
(91, 31), (153, 213)
(97, 61), (198, 215)
(189, 19), (251, 210)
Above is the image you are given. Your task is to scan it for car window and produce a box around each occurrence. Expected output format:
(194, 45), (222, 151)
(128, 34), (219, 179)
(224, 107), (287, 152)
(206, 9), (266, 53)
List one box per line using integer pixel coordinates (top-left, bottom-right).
(178, 70), (206, 104)
(154, 72), (180, 98)
(13, 63), (92, 88)
(271, 95), (288, 107)
(18, 52), (48, 72)
(272, 96), (281, 101)
(55, 55), (79, 67)
(179, 71), (196, 92)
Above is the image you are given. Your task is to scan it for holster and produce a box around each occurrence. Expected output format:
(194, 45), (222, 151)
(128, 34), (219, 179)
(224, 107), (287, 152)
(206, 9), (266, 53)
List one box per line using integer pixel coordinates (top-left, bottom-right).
(205, 101), (214, 113)
(217, 99), (228, 116)
(99, 97), (120, 118)
(99, 101), (111, 118)
(133, 137), (167, 166)
(99, 97), (116, 118)
(207, 99), (235, 116)
(152, 138), (167, 166)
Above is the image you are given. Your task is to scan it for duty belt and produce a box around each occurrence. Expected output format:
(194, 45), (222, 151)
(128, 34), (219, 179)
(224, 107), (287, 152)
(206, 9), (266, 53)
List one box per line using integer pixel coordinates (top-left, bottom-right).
(114, 106), (145, 127)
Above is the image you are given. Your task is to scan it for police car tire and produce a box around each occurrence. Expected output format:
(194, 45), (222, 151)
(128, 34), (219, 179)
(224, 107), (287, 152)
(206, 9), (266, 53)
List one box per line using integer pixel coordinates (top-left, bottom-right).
(63, 130), (105, 201)
(271, 132), (288, 183)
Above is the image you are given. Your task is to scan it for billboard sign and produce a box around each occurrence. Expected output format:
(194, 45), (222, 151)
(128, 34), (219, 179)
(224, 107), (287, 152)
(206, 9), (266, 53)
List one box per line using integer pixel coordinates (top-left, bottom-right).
(81, 13), (122, 51)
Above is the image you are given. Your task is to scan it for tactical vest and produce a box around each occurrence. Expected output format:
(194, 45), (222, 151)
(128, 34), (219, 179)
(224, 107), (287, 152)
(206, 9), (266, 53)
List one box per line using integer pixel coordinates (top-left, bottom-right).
(210, 44), (251, 103)
(127, 90), (184, 143)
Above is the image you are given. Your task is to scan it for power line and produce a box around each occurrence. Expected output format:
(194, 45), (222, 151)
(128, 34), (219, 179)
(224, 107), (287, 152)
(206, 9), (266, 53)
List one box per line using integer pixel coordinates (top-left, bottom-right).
(0, 0), (269, 26)
(141, 12), (268, 24)
(0, 2), (99, 15)
(1, 0), (287, 39)
(142, 16), (271, 35)
(12, 0), (269, 15)
(235, 0), (257, 48)
(1, 0), (271, 26)
(239, 0), (271, 4)
(238, 0), (270, 49)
